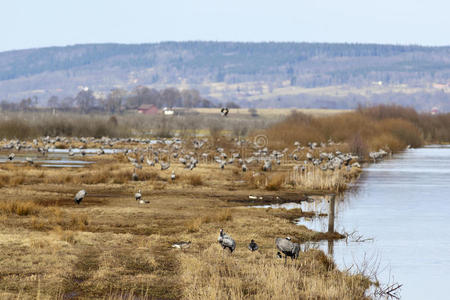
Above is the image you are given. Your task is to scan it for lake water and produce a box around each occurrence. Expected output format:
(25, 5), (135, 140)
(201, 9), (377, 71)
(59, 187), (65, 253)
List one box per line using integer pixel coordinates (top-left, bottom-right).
(308, 146), (450, 299)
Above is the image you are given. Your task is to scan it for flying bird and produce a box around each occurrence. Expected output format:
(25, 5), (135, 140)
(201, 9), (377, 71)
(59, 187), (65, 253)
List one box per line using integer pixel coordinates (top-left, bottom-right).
(221, 107), (229, 117)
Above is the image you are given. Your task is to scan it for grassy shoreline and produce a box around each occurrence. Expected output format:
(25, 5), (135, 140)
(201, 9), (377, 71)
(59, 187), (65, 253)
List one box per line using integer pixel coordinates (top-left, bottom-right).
(0, 105), (447, 299)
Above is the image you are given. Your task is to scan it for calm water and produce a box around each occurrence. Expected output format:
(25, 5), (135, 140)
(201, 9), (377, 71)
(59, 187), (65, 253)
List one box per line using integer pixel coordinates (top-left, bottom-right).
(312, 146), (450, 299)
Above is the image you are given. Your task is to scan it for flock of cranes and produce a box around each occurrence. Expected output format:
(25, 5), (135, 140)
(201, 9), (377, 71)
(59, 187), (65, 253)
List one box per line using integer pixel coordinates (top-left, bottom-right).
(1, 108), (387, 266)
(5, 132), (371, 261)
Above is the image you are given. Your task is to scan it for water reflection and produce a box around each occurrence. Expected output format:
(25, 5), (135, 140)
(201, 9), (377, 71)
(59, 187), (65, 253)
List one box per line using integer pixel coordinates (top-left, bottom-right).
(322, 146), (450, 300)
(0, 152), (95, 167)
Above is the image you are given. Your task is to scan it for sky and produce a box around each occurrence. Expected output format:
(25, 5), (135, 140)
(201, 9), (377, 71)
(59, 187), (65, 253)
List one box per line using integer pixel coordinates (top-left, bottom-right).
(1, 0), (449, 52)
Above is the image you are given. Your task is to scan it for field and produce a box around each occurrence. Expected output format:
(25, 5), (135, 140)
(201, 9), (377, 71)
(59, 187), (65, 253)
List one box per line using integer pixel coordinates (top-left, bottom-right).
(0, 135), (370, 299)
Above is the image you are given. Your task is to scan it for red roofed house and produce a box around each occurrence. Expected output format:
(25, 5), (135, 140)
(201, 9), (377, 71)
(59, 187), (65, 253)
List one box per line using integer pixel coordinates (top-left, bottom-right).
(137, 104), (158, 115)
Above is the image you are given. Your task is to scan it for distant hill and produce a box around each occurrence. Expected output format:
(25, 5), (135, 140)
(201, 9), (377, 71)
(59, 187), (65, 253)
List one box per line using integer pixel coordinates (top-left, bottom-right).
(0, 42), (449, 111)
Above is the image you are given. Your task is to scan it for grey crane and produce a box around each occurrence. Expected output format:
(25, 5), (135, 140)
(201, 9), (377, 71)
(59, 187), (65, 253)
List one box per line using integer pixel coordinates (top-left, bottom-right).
(146, 157), (155, 166)
(275, 237), (300, 264)
(171, 171), (176, 182)
(135, 189), (142, 201)
(74, 190), (86, 205)
(132, 168), (139, 181)
(262, 160), (272, 172)
(248, 239), (259, 252)
(160, 161), (170, 171)
(8, 153), (15, 161)
(218, 228), (236, 254)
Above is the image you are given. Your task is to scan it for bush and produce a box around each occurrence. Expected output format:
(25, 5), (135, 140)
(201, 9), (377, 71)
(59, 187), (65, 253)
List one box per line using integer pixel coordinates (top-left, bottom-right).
(188, 174), (203, 186)
(266, 174), (285, 191)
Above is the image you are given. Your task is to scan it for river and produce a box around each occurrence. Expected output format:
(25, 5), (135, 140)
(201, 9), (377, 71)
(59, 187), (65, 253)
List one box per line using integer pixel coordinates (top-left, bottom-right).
(303, 146), (450, 299)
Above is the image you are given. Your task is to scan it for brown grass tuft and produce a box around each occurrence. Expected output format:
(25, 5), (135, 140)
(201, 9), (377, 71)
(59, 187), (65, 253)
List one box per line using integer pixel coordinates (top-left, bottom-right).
(0, 200), (42, 216)
(187, 174), (203, 186)
(185, 209), (233, 233)
(52, 226), (77, 244)
(69, 214), (89, 230)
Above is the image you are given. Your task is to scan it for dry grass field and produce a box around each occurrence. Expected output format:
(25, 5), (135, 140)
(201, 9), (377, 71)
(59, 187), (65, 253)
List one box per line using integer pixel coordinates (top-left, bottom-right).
(193, 107), (350, 117)
(2, 105), (444, 299)
(0, 147), (369, 299)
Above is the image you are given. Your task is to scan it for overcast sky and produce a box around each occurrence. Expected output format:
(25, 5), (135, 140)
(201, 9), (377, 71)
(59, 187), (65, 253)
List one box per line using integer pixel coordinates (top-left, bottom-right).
(1, 0), (449, 52)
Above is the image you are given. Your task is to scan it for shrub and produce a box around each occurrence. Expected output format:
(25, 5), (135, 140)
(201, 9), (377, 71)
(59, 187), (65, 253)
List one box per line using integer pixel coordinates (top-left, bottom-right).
(348, 132), (368, 158)
(265, 174), (285, 191)
(188, 174), (203, 186)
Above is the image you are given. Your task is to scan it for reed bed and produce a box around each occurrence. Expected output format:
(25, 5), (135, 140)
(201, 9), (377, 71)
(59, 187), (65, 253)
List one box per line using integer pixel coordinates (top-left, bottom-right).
(179, 246), (370, 299)
(287, 165), (359, 192)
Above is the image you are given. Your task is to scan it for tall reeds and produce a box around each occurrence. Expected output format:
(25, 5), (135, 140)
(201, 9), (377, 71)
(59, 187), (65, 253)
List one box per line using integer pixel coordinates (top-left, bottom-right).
(288, 165), (352, 192)
(263, 105), (450, 158)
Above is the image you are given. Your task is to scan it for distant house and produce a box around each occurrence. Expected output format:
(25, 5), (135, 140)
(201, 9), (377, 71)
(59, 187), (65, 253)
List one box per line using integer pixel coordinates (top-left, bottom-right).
(137, 104), (158, 115)
(431, 107), (439, 115)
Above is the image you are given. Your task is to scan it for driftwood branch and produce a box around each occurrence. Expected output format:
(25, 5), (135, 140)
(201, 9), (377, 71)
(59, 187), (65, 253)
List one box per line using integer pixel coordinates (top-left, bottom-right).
(375, 282), (402, 299)
(343, 230), (374, 243)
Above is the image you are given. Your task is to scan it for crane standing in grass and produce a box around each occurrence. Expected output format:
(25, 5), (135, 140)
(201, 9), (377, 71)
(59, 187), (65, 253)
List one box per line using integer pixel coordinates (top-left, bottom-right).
(135, 189), (142, 201)
(218, 228), (236, 254)
(275, 237), (300, 264)
(74, 190), (86, 205)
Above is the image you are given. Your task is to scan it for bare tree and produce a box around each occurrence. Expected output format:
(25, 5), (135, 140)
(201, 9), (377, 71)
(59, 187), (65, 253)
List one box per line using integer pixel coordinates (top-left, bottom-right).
(75, 89), (96, 113)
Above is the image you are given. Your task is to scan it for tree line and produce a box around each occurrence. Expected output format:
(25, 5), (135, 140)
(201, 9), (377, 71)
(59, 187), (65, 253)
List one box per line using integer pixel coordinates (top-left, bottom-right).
(0, 86), (239, 114)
